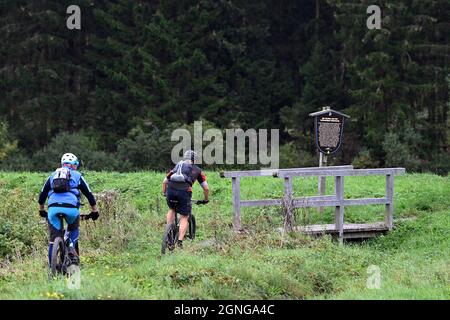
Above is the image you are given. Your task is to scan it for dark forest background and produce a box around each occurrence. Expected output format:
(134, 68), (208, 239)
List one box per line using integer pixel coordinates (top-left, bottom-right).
(0, 0), (449, 173)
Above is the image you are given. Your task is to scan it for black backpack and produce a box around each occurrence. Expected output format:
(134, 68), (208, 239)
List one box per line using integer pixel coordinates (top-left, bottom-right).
(51, 167), (72, 193)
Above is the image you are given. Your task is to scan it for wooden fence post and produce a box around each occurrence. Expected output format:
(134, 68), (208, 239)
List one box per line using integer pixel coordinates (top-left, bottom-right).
(334, 175), (344, 242)
(385, 174), (394, 230)
(232, 177), (241, 231)
(318, 153), (327, 214)
(283, 176), (294, 231)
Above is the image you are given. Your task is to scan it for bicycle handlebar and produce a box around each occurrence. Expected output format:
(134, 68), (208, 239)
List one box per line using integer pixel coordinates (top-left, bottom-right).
(165, 199), (208, 205)
(194, 200), (209, 205)
(80, 213), (93, 221)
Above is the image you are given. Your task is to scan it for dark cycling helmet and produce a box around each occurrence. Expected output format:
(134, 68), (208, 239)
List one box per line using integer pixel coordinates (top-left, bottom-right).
(183, 150), (198, 163)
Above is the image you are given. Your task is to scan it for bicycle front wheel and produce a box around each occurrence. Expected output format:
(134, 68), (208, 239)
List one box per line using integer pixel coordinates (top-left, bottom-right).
(50, 237), (65, 277)
(161, 223), (177, 255)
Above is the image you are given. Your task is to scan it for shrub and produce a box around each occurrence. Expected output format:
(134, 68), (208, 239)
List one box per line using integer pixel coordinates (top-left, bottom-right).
(382, 132), (420, 171)
(116, 126), (174, 171)
(0, 152), (33, 171)
(352, 148), (379, 168)
(31, 132), (118, 171)
(0, 190), (47, 260)
(0, 121), (18, 163)
(426, 152), (450, 176)
(81, 190), (142, 252)
(0, 186), (142, 262)
(279, 143), (316, 168)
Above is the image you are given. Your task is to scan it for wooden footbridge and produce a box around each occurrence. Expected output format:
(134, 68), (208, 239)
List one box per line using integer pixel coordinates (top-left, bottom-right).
(220, 166), (406, 241)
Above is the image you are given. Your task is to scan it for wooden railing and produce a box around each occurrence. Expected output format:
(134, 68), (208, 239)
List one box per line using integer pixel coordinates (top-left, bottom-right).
(220, 166), (406, 240)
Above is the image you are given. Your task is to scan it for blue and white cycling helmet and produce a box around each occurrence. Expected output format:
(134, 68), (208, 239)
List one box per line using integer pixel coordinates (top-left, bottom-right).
(61, 153), (80, 169)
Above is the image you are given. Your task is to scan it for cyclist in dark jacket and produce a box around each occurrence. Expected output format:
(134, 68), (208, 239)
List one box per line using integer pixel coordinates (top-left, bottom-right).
(162, 150), (209, 248)
(38, 153), (99, 266)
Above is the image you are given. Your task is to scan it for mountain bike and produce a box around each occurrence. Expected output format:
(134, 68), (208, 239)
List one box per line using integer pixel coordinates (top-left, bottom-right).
(161, 200), (208, 254)
(46, 212), (95, 277)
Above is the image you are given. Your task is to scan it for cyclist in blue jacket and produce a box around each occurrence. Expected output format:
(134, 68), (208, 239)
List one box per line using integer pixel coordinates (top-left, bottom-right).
(38, 153), (99, 266)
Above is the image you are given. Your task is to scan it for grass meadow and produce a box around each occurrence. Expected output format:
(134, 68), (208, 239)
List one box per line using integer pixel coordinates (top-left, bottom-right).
(0, 171), (448, 299)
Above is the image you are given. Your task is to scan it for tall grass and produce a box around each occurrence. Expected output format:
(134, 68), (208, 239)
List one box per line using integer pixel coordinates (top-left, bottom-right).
(0, 171), (448, 299)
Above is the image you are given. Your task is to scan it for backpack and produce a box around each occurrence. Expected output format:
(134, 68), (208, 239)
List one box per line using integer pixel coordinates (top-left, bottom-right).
(169, 161), (188, 183)
(52, 167), (72, 193)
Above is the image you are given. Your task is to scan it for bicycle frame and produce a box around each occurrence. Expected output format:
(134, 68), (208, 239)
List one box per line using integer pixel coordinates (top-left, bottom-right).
(55, 213), (90, 247)
(173, 211), (191, 227)
(48, 212), (91, 277)
(171, 201), (197, 239)
(162, 201), (201, 254)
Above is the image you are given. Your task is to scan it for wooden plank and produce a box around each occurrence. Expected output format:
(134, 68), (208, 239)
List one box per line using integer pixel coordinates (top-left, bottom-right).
(293, 200), (340, 207)
(344, 222), (387, 232)
(221, 165), (353, 178)
(296, 195), (337, 201)
(222, 169), (277, 178)
(279, 168), (406, 177)
(293, 222), (388, 234)
(293, 195), (388, 208)
(385, 174), (394, 230)
(342, 231), (386, 239)
(291, 195), (339, 208)
(240, 199), (282, 207)
(244, 196), (388, 208)
(275, 168), (406, 178)
(334, 176), (344, 239)
(279, 165), (352, 172)
(232, 177), (241, 231)
(292, 197), (388, 207)
(343, 198), (388, 205)
(273, 165), (353, 177)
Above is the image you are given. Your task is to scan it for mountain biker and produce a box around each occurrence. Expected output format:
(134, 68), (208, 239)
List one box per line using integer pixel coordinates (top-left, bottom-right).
(38, 153), (99, 267)
(162, 150), (209, 249)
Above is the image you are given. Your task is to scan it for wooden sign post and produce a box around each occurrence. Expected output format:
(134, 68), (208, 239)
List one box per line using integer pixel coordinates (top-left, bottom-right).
(309, 106), (349, 213)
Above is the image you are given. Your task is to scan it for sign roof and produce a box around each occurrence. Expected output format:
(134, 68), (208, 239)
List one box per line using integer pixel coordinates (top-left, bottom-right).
(309, 109), (350, 118)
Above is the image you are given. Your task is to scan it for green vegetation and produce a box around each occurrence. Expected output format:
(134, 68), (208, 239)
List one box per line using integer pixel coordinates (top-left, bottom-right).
(0, 171), (448, 299)
(1, 1), (449, 173)
(1, 1), (447, 300)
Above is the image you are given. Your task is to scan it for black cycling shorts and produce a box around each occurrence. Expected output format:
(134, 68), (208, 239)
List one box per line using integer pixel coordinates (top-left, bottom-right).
(166, 187), (192, 216)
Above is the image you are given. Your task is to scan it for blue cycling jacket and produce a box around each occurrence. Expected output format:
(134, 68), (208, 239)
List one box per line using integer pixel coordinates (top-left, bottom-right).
(38, 167), (96, 208)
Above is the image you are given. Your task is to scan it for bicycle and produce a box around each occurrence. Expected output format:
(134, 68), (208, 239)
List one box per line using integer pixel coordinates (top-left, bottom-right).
(161, 200), (208, 254)
(46, 212), (95, 277)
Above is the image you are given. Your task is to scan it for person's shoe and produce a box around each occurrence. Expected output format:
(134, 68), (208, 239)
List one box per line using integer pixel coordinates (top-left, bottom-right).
(176, 240), (183, 249)
(68, 246), (80, 265)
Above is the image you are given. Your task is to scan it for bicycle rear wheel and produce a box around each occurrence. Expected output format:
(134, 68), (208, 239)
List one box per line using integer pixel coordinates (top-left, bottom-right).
(50, 237), (65, 276)
(188, 214), (196, 240)
(161, 223), (177, 254)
